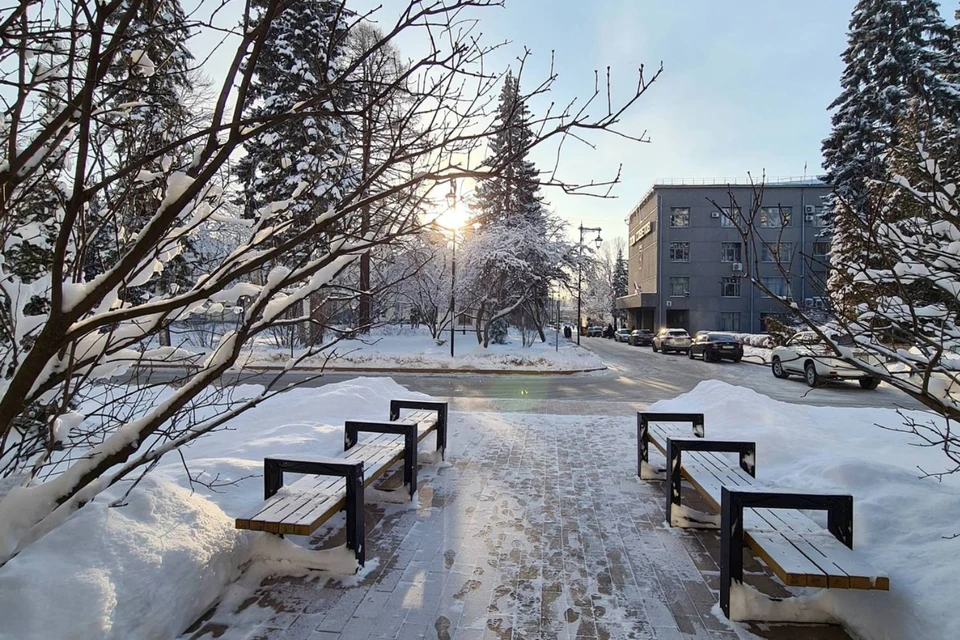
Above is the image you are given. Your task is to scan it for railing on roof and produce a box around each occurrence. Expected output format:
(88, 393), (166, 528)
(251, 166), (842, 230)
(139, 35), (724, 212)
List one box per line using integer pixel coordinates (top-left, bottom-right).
(653, 176), (826, 186)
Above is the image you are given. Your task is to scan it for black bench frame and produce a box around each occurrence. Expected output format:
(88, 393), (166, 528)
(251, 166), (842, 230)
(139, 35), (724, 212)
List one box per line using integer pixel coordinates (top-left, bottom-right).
(390, 399), (448, 459)
(719, 487), (854, 618)
(637, 412), (705, 476)
(345, 420), (419, 500)
(263, 457), (366, 565)
(665, 437), (756, 527)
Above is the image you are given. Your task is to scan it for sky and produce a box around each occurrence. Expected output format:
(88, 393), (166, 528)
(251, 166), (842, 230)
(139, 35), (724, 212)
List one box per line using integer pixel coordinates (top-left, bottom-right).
(467, 0), (861, 241)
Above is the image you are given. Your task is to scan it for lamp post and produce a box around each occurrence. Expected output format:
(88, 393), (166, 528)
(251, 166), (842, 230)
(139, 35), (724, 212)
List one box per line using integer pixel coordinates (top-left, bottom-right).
(444, 181), (480, 358)
(576, 223), (603, 345)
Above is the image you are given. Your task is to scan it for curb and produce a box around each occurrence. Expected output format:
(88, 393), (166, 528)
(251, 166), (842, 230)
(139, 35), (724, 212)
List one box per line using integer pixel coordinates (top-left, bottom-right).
(138, 363), (608, 376)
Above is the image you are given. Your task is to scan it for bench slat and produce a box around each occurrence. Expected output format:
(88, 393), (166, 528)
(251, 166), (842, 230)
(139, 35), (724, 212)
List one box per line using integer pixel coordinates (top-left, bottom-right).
(793, 533), (890, 590)
(747, 531), (829, 588)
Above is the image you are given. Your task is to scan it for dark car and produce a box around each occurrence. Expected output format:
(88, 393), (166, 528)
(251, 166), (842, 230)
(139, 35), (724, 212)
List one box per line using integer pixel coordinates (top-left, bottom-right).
(629, 329), (654, 346)
(689, 332), (743, 363)
(603, 324), (615, 339)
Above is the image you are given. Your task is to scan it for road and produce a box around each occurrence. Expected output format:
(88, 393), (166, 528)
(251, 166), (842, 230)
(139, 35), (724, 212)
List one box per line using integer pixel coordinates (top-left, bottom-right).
(139, 337), (921, 411)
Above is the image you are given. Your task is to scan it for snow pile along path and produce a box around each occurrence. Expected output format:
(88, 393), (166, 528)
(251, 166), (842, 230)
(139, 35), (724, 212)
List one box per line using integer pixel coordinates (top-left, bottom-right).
(650, 380), (960, 640)
(0, 377), (433, 640)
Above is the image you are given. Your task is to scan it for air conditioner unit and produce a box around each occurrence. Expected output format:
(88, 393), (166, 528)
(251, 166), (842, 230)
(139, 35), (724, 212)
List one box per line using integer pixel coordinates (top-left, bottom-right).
(731, 262), (743, 272)
(804, 205), (816, 214)
(684, 292), (690, 296)
(805, 214), (815, 222)
(710, 211), (721, 219)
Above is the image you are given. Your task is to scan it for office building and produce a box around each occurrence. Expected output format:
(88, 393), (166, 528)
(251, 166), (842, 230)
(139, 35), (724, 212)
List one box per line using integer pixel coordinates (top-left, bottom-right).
(616, 179), (831, 334)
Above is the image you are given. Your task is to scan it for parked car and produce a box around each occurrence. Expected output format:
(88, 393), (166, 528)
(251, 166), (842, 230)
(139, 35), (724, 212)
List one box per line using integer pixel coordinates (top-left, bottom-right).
(771, 331), (880, 389)
(652, 328), (692, 354)
(614, 328), (632, 342)
(629, 329), (654, 346)
(689, 332), (743, 362)
(603, 324), (615, 339)
(586, 326), (603, 337)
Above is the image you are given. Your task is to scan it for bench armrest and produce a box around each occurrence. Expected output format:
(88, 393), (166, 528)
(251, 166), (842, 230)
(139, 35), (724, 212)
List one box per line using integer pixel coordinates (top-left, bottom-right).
(390, 400), (448, 459)
(637, 411), (704, 477)
(666, 437), (756, 477)
(344, 421), (420, 499)
(264, 456), (363, 500)
(719, 487), (854, 619)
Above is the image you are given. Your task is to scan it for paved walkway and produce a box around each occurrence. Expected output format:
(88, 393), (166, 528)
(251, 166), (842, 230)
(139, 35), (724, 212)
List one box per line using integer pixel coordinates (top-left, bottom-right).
(186, 403), (852, 640)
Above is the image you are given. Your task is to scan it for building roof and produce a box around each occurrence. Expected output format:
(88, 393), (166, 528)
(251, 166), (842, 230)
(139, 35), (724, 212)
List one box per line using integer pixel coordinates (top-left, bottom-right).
(626, 176), (830, 223)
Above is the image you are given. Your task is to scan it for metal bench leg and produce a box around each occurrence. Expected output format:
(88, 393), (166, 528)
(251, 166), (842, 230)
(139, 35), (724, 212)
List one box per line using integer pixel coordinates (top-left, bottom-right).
(344, 464), (365, 567)
(405, 425), (418, 500)
(665, 438), (683, 526)
(720, 488), (745, 620)
(637, 414), (649, 477)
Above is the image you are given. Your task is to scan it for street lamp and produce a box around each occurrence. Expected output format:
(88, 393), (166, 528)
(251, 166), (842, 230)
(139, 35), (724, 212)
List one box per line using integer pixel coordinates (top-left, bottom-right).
(576, 223), (603, 345)
(441, 180), (480, 357)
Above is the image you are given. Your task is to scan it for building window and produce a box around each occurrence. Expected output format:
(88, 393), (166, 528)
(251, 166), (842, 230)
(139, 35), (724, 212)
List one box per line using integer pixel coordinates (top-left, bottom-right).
(720, 207), (740, 228)
(720, 242), (742, 263)
(669, 241), (690, 262)
(759, 206), (792, 228)
(761, 242), (794, 263)
(813, 241), (830, 257)
(720, 312), (741, 332)
(812, 205), (828, 227)
(760, 277), (791, 299)
(720, 277), (741, 298)
(669, 277), (690, 297)
(670, 207), (690, 228)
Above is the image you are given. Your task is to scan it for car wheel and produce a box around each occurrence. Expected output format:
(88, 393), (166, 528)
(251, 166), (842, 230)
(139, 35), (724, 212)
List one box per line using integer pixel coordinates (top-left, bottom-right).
(652, 343), (658, 352)
(688, 348), (695, 359)
(732, 357), (742, 363)
(772, 357), (788, 379)
(859, 377), (880, 390)
(804, 362), (821, 388)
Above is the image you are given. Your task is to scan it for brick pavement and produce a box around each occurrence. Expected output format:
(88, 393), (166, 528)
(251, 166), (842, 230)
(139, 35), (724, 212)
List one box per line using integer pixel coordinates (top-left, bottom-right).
(185, 401), (852, 640)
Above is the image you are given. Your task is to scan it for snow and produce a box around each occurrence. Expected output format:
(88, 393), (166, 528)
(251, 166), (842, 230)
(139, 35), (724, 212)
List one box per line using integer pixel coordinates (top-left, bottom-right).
(231, 327), (603, 372)
(649, 380), (960, 640)
(2, 376), (957, 640)
(0, 377), (435, 640)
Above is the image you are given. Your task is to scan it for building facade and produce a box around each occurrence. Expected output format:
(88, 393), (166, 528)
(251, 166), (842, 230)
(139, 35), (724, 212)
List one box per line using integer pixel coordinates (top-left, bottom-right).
(616, 180), (831, 334)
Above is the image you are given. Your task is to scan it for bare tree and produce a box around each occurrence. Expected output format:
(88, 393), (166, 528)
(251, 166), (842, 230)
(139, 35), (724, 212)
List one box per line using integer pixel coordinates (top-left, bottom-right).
(0, 0), (661, 563)
(710, 153), (960, 476)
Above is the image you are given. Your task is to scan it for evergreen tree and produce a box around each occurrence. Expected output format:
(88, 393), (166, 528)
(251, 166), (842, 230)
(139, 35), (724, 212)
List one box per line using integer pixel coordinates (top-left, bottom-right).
(612, 246), (628, 326)
(89, 0), (197, 291)
(237, 0), (353, 269)
(472, 73), (553, 339)
(823, 0), (959, 317)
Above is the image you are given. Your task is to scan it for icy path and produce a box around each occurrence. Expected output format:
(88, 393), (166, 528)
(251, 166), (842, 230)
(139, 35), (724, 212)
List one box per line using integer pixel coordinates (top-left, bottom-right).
(184, 407), (850, 640)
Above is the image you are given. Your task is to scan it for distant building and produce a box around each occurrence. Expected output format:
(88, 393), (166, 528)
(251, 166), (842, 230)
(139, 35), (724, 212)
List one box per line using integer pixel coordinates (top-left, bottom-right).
(616, 179), (831, 334)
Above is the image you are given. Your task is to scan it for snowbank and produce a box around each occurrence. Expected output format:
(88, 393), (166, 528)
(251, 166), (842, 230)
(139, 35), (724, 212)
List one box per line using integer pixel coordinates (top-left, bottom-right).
(650, 380), (960, 640)
(0, 377), (434, 640)
(177, 327), (603, 372)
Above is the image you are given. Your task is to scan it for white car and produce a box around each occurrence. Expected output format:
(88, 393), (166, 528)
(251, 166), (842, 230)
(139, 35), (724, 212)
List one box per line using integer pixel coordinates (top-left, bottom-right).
(771, 331), (880, 389)
(652, 328), (692, 354)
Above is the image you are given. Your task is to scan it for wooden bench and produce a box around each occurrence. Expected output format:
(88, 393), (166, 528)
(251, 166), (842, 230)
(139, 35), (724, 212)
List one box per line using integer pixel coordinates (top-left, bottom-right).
(638, 412), (889, 620)
(235, 400), (448, 568)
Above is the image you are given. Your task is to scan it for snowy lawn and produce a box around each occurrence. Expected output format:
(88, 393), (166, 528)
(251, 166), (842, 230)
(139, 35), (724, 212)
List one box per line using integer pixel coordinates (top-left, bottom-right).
(649, 380), (960, 640)
(0, 378), (436, 640)
(233, 326), (604, 372)
(1, 378), (957, 640)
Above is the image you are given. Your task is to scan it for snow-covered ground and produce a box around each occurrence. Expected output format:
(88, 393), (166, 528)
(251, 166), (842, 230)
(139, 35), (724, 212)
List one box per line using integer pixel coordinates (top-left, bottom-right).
(0, 378), (957, 640)
(177, 327), (604, 372)
(650, 381), (960, 640)
(0, 378), (435, 640)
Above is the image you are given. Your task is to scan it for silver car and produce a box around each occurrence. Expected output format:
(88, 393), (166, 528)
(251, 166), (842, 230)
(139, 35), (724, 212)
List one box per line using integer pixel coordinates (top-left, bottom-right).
(652, 328), (692, 354)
